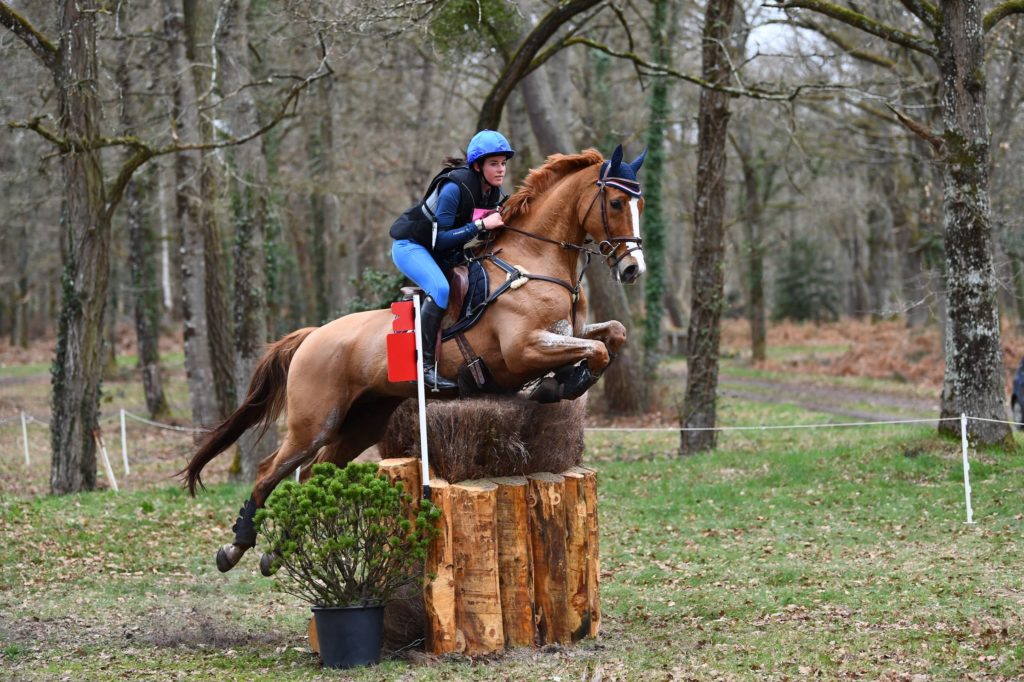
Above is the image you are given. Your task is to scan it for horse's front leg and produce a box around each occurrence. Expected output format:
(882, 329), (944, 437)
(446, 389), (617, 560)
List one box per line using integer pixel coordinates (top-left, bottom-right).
(507, 329), (611, 403)
(580, 320), (627, 360)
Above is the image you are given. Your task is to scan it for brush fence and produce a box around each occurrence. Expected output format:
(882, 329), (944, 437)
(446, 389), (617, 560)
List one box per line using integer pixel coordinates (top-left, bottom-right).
(383, 457), (601, 655)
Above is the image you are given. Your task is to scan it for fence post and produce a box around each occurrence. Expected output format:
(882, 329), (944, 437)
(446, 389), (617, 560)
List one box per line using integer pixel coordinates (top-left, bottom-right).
(93, 428), (119, 492)
(120, 409), (130, 476)
(20, 411), (30, 467)
(960, 414), (974, 525)
(412, 294), (431, 501)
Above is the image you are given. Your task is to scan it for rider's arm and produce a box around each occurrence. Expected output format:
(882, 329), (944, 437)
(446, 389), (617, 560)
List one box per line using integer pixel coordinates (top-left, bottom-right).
(432, 182), (481, 252)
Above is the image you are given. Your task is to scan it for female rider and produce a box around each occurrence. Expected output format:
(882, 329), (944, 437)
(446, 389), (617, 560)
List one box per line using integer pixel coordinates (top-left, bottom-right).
(389, 130), (514, 391)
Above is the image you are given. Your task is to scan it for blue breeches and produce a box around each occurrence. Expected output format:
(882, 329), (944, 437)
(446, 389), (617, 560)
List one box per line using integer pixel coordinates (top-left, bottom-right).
(392, 240), (449, 308)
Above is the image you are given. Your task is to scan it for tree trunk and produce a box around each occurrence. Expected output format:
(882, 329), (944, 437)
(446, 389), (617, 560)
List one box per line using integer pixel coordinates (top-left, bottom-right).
(164, 0), (220, 431)
(184, 0), (235, 420)
(125, 168), (170, 419)
(517, 50), (644, 416)
(520, 67), (567, 155)
(116, 21), (169, 420)
(219, 0), (277, 481)
(586, 271), (645, 415)
(935, 0), (1011, 445)
(883, 165), (927, 326)
(50, 0), (107, 493)
(732, 125), (772, 363)
(680, 0), (735, 454)
(13, 223), (30, 348)
(641, 0), (672, 389)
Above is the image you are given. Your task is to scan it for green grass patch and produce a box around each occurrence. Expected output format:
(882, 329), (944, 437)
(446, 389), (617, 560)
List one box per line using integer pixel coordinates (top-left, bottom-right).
(1, 395), (1022, 680)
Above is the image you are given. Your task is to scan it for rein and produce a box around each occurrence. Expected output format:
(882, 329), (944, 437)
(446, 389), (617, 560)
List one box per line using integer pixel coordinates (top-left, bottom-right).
(480, 172), (642, 328)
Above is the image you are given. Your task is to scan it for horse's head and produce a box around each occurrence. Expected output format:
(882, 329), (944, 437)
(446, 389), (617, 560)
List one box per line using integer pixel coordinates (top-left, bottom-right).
(582, 145), (647, 284)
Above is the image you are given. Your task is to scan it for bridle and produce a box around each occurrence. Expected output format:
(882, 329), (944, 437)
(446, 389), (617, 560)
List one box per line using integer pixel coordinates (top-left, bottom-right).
(472, 166), (644, 328)
(584, 169), (644, 270)
(498, 166), (644, 269)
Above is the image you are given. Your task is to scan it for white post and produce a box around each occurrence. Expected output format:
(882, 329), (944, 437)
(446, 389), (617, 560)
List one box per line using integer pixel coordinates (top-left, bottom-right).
(20, 411), (30, 467)
(960, 413), (974, 525)
(94, 430), (119, 492)
(120, 409), (130, 476)
(413, 294), (431, 500)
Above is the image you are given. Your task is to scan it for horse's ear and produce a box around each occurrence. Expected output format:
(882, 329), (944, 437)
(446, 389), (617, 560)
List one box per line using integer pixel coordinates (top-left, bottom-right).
(608, 144), (624, 174)
(629, 149), (647, 175)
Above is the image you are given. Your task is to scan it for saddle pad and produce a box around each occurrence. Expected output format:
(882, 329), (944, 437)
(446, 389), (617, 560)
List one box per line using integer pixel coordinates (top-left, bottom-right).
(442, 260), (490, 341)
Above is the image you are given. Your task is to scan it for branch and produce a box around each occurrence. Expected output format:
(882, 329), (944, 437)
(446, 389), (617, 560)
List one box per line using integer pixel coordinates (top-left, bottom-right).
(0, 1), (58, 73)
(103, 60), (333, 220)
(771, 1), (937, 57)
(885, 102), (943, 151)
(476, 0), (605, 130)
(791, 18), (897, 68)
(897, 0), (940, 31)
(7, 116), (70, 152)
(984, 0), (1024, 32)
(563, 36), (795, 100)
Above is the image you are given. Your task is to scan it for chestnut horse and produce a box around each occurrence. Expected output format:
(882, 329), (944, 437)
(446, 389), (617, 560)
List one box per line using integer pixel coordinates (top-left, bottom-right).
(182, 146), (647, 572)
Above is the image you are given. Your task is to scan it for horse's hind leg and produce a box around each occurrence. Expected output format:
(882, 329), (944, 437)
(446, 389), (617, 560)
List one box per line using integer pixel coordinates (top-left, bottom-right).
(216, 416), (341, 572)
(258, 398), (405, 575)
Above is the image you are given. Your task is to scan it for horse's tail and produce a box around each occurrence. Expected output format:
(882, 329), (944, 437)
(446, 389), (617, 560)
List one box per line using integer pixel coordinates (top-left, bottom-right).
(180, 326), (317, 496)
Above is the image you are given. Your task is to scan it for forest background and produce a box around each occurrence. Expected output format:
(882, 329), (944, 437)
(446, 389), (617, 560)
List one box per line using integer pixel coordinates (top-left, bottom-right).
(2, 0), (1024, 495)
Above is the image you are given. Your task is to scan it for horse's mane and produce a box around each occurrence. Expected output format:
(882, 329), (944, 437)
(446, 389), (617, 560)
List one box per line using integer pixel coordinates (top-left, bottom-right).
(503, 149), (604, 224)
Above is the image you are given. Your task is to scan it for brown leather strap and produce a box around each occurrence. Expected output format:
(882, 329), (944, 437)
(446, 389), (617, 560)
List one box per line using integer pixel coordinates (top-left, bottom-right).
(455, 333), (486, 387)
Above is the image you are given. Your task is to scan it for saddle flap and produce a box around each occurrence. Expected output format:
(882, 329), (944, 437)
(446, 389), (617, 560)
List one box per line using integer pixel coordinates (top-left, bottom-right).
(444, 265), (470, 325)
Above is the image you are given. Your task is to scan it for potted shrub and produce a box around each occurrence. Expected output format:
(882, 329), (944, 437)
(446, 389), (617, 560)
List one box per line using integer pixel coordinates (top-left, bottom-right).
(256, 461), (439, 668)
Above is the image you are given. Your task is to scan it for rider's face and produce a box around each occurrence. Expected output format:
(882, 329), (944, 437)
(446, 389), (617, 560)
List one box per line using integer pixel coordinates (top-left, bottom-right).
(477, 156), (508, 188)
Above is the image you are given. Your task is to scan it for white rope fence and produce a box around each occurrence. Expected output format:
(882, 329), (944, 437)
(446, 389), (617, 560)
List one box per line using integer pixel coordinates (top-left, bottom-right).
(3, 407), (1020, 524)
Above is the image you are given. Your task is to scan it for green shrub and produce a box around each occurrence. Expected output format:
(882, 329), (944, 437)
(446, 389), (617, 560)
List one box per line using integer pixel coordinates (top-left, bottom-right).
(255, 462), (440, 607)
(773, 237), (840, 322)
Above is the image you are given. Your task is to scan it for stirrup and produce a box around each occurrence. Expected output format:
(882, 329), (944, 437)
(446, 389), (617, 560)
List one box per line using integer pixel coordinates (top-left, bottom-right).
(423, 365), (457, 392)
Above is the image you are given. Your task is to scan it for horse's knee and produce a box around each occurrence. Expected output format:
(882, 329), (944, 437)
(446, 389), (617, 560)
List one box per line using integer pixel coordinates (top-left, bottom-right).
(605, 322), (627, 354)
(588, 343), (611, 372)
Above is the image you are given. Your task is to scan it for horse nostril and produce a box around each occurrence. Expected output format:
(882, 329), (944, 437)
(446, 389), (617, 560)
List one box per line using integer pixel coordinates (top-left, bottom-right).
(622, 264), (639, 282)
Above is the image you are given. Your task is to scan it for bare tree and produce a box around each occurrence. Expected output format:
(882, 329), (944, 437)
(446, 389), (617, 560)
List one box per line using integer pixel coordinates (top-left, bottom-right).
(777, 0), (1021, 444)
(218, 0), (277, 479)
(1, 0), (327, 492)
(680, 0), (737, 454)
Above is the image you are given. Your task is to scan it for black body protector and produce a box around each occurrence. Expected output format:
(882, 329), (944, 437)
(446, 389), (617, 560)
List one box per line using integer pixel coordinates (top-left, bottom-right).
(389, 166), (506, 252)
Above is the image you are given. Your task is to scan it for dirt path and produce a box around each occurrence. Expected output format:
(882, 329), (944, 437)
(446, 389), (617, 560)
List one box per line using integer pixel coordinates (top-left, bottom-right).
(718, 374), (940, 424)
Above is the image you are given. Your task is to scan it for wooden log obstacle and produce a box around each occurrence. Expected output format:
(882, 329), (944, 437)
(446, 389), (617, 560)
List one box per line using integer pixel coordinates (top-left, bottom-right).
(377, 458), (601, 655)
(308, 397), (599, 656)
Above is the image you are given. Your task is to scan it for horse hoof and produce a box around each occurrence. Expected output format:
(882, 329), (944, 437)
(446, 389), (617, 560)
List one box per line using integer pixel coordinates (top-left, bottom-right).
(528, 376), (561, 404)
(216, 543), (246, 573)
(259, 552), (278, 577)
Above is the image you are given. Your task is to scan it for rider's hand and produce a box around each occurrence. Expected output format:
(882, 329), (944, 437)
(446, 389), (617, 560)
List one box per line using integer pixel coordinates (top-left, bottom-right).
(481, 212), (505, 230)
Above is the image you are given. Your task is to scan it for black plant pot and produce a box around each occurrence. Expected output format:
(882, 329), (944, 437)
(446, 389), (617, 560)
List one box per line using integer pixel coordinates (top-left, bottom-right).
(312, 604), (385, 668)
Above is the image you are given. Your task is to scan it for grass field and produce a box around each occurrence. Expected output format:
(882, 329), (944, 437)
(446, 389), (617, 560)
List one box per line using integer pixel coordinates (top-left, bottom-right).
(2, 321), (1022, 680)
(2, 399), (1022, 681)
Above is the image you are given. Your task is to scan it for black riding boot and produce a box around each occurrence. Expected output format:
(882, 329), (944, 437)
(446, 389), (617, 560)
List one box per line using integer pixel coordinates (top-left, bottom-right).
(421, 297), (458, 391)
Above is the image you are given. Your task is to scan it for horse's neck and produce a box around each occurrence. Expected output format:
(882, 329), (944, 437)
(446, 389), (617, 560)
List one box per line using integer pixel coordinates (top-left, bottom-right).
(499, 174), (589, 276)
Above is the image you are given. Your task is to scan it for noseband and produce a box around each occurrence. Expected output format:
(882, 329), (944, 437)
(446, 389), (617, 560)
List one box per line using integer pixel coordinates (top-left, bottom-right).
(583, 173), (644, 270)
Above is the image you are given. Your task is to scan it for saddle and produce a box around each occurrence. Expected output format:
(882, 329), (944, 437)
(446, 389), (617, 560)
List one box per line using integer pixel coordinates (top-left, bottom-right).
(398, 261), (490, 335)
(400, 257), (527, 394)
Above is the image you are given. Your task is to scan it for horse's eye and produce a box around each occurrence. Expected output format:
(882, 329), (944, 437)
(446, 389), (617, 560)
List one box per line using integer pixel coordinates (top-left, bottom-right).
(610, 199), (623, 210)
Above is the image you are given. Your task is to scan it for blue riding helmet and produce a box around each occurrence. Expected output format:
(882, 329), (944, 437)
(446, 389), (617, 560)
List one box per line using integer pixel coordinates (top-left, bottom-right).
(466, 130), (515, 165)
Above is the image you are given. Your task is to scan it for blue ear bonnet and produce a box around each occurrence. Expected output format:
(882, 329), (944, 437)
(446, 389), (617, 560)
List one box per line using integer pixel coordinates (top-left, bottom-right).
(598, 145), (646, 197)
